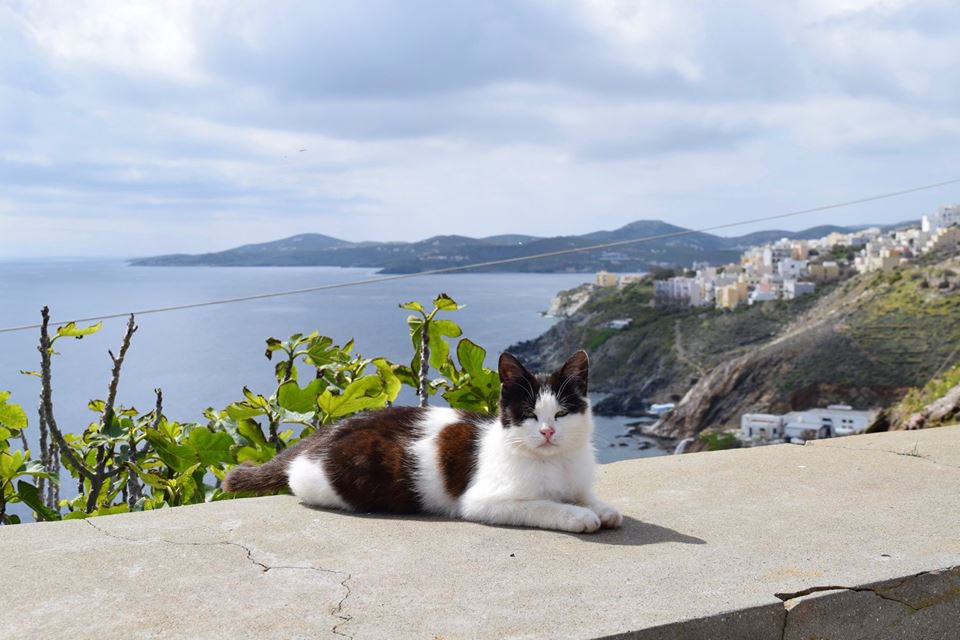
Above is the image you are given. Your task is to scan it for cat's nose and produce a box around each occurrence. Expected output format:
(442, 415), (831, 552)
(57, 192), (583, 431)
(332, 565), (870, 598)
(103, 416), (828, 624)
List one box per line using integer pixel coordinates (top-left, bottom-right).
(539, 424), (556, 440)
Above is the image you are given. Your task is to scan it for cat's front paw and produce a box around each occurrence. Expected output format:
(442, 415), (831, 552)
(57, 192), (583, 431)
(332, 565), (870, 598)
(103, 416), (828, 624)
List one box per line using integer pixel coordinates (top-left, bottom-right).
(556, 505), (602, 533)
(590, 502), (623, 529)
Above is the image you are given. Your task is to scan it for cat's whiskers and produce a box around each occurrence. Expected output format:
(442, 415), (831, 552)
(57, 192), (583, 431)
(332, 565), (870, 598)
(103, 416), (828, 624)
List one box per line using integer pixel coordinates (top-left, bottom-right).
(517, 375), (537, 406)
(554, 374), (573, 404)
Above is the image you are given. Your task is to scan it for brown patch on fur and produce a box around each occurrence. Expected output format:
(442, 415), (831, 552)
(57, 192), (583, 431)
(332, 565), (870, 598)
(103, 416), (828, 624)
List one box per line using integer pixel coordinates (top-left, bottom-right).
(321, 406), (424, 513)
(436, 419), (482, 499)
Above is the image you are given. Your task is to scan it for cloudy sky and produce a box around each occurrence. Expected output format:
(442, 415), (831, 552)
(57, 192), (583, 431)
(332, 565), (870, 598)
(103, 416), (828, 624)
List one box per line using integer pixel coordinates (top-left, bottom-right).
(1, 0), (959, 258)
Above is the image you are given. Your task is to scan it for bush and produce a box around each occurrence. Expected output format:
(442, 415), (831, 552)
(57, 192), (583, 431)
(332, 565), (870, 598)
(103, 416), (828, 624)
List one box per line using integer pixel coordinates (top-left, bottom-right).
(697, 430), (741, 452)
(0, 293), (501, 525)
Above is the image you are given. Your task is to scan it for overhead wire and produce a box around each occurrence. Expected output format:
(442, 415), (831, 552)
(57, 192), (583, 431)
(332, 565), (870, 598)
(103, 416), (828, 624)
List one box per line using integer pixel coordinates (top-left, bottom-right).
(1, 177), (958, 335)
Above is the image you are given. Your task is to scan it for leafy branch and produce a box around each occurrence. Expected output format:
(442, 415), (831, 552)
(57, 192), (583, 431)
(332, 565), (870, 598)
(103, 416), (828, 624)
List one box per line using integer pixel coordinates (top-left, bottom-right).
(0, 292), (501, 524)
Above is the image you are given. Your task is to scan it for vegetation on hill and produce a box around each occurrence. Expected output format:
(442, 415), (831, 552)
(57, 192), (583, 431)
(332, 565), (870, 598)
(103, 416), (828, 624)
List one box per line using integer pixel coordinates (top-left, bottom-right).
(510, 276), (829, 415)
(870, 363), (960, 431)
(0, 294), (500, 525)
(510, 254), (960, 438)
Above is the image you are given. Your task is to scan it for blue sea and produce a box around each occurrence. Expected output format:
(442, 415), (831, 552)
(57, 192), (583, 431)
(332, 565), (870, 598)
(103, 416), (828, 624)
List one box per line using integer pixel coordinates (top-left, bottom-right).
(0, 260), (665, 519)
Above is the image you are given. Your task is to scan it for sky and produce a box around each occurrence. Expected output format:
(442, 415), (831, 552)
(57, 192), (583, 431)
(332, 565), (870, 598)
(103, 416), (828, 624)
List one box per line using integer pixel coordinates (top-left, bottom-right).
(1, 0), (959, 258)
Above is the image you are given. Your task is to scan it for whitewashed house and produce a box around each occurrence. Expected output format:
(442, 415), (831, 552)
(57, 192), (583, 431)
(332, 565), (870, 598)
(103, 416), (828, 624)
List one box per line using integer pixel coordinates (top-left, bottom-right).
(783, 280), (816, 300)
(922, 204), (960, 232)
(655, 276), (705, 307)
(783, 405), (878, 440)
(741, 405), (877, 444)
(777, 258), (808, 280)
(748, 290), (777, 305)
(740, 414), (785, 440)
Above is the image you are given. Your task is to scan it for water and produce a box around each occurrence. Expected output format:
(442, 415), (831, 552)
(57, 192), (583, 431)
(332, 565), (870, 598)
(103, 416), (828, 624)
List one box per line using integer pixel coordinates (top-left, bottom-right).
(0, 260), (664, 519)
(591, 415), (667, 463)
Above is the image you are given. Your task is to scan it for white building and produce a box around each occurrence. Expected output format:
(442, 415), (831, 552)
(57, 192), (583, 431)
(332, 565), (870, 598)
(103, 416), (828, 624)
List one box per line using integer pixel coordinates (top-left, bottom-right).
(777, 258), (808, 280)
(741, 405), (877, 444)
(740, 414), (785, 440)
(783, 280), (815, 300)
(606, 318), (633, 330)
(784, 405), (878, 440)
(748, 290), (777, 305)
(655, 276), (705, 306)
(763, 241), (794, 268)
(922, 204), (960, 233)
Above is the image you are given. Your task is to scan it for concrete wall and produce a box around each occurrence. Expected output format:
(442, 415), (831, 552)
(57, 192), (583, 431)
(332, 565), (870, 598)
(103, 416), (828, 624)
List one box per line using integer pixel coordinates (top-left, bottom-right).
(2, 426), (958, 639)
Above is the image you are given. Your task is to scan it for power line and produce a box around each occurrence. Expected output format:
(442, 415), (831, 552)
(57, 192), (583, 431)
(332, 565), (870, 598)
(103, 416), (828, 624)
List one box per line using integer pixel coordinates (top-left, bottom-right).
(1, 177), (958, 335)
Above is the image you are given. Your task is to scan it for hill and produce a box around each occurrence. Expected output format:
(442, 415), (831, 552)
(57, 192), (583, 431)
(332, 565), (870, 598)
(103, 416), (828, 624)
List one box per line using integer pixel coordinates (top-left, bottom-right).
(508, 251), (960, 438)
(869, 363), (960, 431)
(129, 221), (874, 273)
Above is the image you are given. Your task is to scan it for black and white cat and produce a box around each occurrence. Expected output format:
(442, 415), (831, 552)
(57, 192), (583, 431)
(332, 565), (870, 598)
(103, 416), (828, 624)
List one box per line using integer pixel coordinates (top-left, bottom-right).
(224, 350), (622, 533)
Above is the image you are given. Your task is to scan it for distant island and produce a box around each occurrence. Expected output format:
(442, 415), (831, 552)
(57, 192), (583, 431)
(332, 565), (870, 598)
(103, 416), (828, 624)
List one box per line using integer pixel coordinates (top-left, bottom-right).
(129, 220), (899, 274)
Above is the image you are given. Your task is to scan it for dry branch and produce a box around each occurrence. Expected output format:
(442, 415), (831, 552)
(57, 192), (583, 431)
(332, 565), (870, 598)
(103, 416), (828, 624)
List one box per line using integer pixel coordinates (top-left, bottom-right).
(38, 307), (94, 483)
(418, 321), (430, 408)
(86, 315), (137, 513)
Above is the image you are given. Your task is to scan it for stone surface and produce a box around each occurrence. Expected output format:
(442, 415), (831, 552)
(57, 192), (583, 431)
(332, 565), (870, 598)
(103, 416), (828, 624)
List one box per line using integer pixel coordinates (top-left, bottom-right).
(2, 426), (959, 639)
(780, 568), (960, 640)
(807, 422), (960, 468)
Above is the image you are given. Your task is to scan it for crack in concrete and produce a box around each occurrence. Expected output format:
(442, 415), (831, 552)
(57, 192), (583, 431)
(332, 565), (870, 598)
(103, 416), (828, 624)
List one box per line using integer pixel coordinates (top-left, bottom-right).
(84, 519), (354, 639)
(330, 575), (354, 639)
(773, 569), (958, 639)
(776, 583), (920, 612)
(809, 442), (960, 471)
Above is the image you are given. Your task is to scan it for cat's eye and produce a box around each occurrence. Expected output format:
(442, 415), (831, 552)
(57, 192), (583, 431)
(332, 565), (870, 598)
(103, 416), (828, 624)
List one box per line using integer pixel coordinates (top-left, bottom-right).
(522, 409), (537, 420)
(555, 409), (569, 418)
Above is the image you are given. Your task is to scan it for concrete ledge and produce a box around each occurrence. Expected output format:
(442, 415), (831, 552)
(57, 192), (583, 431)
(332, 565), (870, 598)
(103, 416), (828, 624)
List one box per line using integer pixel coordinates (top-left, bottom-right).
(2, 426), (959, 639)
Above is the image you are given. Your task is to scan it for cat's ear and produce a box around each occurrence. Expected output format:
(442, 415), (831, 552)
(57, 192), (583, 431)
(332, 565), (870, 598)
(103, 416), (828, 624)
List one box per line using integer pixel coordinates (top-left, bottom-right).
(555, 350), (589, 393)
(499, 352), (533, 387)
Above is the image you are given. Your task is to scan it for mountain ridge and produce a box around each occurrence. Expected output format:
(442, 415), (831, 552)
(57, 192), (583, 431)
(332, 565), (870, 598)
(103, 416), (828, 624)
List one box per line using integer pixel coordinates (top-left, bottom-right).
(131, 219), (899, 273)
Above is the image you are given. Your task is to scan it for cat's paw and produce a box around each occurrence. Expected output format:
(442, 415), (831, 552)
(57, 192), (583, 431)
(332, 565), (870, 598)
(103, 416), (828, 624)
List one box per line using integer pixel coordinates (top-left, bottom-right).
(556, 505), (602, 533)
(590, 502), (623, 529)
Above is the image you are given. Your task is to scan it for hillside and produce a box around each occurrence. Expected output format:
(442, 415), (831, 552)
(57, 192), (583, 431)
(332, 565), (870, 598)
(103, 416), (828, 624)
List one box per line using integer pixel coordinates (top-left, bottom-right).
(130, 221), (872, 273)
(509, 253), (960, 438)
(869, 363), (960, 431)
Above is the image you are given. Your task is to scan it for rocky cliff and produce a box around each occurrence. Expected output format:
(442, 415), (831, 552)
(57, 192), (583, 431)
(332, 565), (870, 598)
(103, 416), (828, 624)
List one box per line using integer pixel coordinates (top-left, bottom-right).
(870, 363), (960, 431)
(510, 254), (960, 439)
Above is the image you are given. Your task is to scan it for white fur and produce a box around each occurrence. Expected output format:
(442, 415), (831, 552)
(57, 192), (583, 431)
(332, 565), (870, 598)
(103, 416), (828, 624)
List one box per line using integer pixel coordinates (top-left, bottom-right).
(286, 454), (352, 511)
(286, 392), (622, 533)
(458, 392), (622, 532)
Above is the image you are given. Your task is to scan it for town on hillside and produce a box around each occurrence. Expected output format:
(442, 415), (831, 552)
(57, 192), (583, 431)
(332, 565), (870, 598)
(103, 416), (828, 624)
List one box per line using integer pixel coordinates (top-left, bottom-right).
(591, 204), (960, 447)
(645, 204), (960, 311)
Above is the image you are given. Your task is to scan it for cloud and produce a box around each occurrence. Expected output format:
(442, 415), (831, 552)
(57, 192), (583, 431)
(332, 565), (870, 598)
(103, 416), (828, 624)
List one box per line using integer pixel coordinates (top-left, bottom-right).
(1, 0), (958, 257)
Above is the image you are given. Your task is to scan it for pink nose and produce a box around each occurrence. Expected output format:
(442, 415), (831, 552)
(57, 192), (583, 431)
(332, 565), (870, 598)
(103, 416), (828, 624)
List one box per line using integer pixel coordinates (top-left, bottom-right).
(540, 425), (556, 440)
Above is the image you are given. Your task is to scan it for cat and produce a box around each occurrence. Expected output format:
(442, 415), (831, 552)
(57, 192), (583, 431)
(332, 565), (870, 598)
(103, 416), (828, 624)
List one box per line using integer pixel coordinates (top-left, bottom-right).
(223, 350), (622, 533)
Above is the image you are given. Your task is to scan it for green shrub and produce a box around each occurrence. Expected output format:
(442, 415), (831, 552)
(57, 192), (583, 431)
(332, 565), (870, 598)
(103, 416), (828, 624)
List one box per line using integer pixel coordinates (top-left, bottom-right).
(585, 328), (618, 351)
(698, 430), (741, 452)
(0, 293), (501, 524)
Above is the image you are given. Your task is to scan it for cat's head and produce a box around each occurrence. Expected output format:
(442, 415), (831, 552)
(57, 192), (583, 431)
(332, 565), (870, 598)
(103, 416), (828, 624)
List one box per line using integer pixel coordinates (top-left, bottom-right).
(497, 350), (593, 456)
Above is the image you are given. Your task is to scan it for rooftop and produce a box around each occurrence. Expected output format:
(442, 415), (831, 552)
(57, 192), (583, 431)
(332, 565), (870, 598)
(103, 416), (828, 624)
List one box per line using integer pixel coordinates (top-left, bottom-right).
(3, 426), (959, 639)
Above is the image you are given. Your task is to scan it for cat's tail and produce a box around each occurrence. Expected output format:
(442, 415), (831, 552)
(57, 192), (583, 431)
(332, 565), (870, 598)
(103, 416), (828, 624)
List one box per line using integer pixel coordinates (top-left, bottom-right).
(222, 456), (290, 494)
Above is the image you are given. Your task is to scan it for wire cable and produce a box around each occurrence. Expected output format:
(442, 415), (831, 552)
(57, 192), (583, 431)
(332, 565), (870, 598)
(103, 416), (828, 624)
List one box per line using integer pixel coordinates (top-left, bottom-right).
(1, 177), (958, 335)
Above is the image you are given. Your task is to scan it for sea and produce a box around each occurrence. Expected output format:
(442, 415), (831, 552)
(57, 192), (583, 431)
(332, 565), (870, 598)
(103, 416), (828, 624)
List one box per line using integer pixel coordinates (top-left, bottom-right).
(0, 260), (665, 519)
